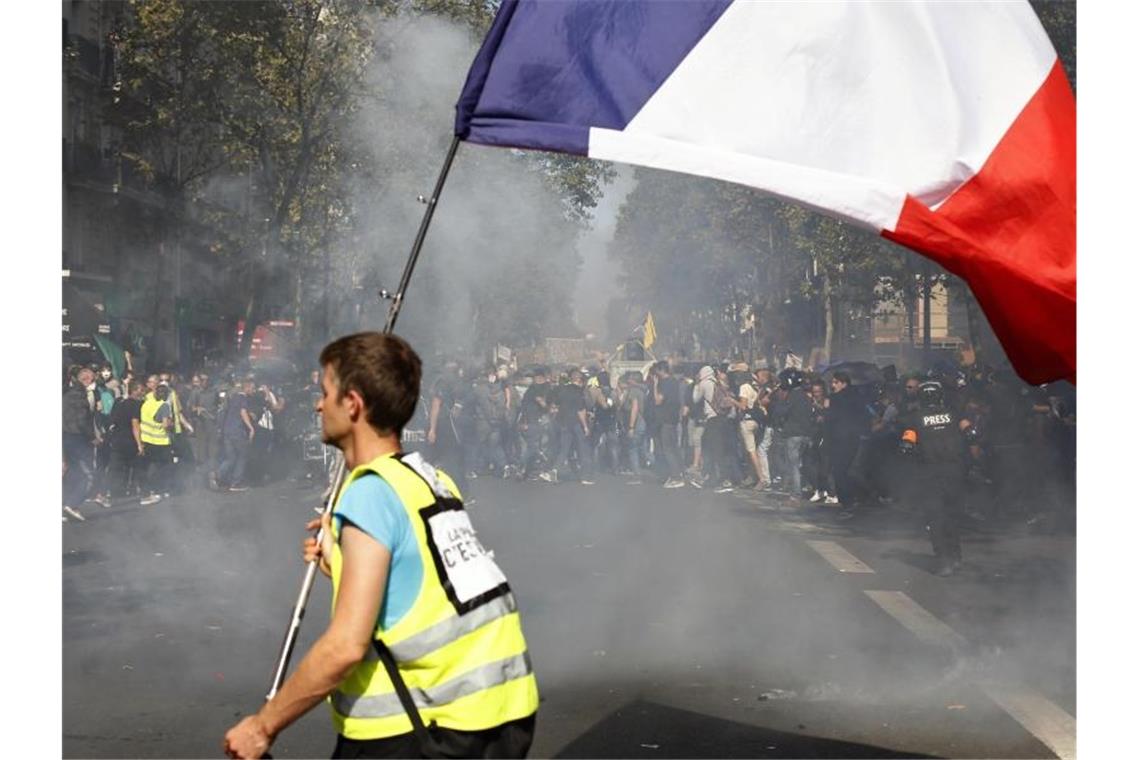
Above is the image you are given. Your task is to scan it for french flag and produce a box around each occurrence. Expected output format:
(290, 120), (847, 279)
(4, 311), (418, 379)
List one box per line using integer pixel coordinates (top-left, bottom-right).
(455, 0), (1075, 385)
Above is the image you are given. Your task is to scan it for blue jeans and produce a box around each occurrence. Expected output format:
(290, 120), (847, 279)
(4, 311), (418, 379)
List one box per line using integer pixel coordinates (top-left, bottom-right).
(555, 422), (594, 479)
(785, 435), (810, 496)
(475, 423), (507, 473)
(625, 421), (646, 478)
(218, 434), (250, 487)
(654, 422), (683, 479)
(520, 417), (550, 475)
(63, 433), (95, 507)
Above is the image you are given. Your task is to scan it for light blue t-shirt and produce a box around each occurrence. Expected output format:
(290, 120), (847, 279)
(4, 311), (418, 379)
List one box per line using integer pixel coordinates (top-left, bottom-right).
(333, 473), (424, 631)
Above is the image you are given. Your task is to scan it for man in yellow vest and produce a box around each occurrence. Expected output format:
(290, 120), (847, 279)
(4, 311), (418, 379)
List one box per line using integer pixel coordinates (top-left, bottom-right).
(224, 332), (539, 759)
(139, 379), (174, 506)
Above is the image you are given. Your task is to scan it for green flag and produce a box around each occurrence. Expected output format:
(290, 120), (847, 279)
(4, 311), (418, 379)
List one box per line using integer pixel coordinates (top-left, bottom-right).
(93, 334), (127, 380)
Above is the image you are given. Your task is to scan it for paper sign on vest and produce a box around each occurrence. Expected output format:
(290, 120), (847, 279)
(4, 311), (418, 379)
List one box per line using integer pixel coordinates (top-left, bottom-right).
(425, 509), (508, 606)
(398, 452), (513, 614)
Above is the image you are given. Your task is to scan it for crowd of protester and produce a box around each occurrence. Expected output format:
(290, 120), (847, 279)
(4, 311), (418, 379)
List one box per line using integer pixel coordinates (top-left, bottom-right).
(422, 356), (1076, 530)
(61, 362), (324, 521)
(62, 352), (1076, 535)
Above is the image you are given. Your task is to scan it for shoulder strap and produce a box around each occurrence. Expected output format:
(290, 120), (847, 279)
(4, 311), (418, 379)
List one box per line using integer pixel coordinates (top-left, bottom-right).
(370, 638), (442, 758)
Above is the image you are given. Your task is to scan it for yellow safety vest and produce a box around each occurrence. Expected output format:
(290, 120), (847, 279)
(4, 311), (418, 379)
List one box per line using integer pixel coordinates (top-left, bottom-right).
(169, 389), (183, 435)
(140, 395), (170, 446)
(328, 451), (538, 740)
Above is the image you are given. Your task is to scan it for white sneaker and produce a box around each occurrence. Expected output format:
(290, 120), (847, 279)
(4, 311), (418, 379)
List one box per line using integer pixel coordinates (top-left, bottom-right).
(824, 495), (839, 505)
(140, 494), (162, 506)
(663, 478), (685, 489)
(538, 469), (558, 484)
(63, 506), (86, 521)
(809, 490), (823, 503)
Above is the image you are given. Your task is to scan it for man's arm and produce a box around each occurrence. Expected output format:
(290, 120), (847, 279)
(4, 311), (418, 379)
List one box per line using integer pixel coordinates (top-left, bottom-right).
(240, 407), (256, 439)
(132, 417), (143, 454)
(224, 524), (389, 758)
(428, 396), (442, 444)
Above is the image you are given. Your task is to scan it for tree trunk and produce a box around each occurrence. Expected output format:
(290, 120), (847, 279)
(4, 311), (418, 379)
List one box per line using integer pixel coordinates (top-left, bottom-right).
(921, 258), (933, 365)
(906, 261), (917, 349)
(822, 268), (834, 366)
(964, 289), (984, 365)
(237, 286), (263, 364)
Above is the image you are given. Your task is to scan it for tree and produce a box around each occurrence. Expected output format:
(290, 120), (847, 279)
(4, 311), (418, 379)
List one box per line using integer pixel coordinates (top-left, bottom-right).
(113, 0), (613, 365)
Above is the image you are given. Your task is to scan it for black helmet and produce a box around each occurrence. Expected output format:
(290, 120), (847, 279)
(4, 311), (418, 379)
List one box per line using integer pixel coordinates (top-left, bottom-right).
(918, 381), (944, 408)
(779, 368), (806, 390)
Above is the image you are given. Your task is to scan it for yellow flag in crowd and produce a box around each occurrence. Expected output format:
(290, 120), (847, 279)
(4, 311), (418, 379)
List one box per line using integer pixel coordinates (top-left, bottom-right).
(643, 311), (657, 350)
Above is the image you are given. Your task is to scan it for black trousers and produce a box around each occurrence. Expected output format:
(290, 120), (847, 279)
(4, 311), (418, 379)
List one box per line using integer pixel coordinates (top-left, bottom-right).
(901, 464), (962, 564)
(331, 714), (536, 759)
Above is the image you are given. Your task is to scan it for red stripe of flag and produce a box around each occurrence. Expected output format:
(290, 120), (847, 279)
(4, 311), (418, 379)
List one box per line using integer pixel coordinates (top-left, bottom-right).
(884, 59), (1076, 385)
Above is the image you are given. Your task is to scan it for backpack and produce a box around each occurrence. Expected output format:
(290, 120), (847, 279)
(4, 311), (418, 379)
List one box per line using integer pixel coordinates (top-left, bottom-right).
(711, 380), (734, 418)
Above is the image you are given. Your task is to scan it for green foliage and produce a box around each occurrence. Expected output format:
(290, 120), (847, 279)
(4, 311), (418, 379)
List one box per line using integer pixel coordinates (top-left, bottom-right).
(610, 167), (915, 358)
(110, 0), (610, 358)
(1031, 0), (1076, 86)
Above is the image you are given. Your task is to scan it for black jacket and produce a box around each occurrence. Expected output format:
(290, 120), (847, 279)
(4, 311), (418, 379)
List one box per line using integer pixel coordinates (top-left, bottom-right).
(62, 384), (94, 438)
(824, 387), (868, 447)
(770, 389), (815, 438)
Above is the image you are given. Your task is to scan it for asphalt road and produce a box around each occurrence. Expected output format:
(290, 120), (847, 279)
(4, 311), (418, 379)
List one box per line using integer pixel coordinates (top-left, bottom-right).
(63, 472), (1075, 759)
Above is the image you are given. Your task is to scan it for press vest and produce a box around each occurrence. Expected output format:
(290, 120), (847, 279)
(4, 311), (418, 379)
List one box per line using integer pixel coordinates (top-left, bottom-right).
(139, 395), (170, 446)
(328, 451), (538, 740)
(902, 406), (962, 465)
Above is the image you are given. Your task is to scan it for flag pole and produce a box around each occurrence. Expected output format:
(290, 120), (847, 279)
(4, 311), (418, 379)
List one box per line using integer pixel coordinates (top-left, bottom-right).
(384, 135), (462, 333)
(265, 135), (462, 702)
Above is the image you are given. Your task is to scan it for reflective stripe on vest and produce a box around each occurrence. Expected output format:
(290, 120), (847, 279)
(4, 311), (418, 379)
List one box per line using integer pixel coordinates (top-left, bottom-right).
(332, 652), (533, 720)
(328, 452), (538, 738)
(361, 593), (519, 664)
(140, 396), (170, 446)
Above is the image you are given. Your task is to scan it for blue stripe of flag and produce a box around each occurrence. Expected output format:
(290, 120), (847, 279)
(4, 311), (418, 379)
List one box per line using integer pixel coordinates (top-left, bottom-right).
(455, 0), (733, 155)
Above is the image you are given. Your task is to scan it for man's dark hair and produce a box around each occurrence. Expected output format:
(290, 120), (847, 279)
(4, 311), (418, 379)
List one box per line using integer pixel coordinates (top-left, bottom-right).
(832, 371), (851, 387)
(652, 360), (670, 375)
(319, 332), (422, 436)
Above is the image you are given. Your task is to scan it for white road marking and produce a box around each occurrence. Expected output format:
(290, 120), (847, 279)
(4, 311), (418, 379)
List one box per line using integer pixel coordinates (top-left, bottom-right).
(865, 590), (1076, 759)
(864, 590), (969, 649)
(982, 684), (1076, 760)
(806, 540), (875, 573)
